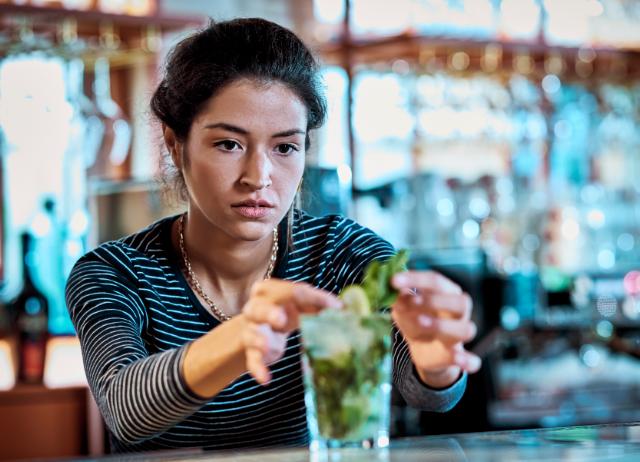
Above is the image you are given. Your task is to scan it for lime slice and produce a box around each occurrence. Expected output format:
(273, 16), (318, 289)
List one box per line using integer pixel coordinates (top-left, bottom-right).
(340, 285), (371, 316)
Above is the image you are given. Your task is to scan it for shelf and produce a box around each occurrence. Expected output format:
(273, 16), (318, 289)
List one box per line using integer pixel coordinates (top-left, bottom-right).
(0, 4), (204, 45)
(0, 383), (87, 399)
(324, 31), (640, 54)
(319, 32), (640, 78)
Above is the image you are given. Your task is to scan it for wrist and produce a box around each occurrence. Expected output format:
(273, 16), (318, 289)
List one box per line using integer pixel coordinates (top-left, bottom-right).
(182, 314), (248, 398)
(415, 365), (461, 389)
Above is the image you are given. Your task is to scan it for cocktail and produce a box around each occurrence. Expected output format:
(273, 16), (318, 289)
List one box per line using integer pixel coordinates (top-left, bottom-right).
(300, 309), (392, 450)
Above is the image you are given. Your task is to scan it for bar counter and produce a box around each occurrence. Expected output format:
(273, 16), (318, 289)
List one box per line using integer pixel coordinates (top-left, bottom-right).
(72, 422), (640, 461)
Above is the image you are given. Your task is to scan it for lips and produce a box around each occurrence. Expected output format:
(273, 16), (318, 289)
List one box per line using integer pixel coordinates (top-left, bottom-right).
(232, 199), (275, 208)
(231, 199), (275, 219)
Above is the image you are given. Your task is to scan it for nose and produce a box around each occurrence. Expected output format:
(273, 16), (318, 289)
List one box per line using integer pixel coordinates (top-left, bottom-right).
(240, 148), (272, 190)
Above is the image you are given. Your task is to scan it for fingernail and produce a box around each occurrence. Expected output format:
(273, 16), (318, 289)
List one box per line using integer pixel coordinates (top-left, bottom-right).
(468, 355), (482, 371)
(393, 274), (407, 285)
(456, 353), (481, 372)
(468, 322), (477, 339)
(418, 315), (433, 327)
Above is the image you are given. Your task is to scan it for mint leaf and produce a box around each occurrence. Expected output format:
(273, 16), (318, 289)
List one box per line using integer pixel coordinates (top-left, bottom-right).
(361, 249), (410, 311)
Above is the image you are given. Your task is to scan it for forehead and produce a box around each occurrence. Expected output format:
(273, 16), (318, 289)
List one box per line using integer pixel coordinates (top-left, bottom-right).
(193, 79), (308, 132)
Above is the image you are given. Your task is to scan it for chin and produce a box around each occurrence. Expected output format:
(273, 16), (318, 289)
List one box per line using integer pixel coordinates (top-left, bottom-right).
(231, 221), (276, 242)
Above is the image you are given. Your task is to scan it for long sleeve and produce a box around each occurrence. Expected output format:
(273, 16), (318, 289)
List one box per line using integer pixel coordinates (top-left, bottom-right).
(391, 329), (467, 411)
(65, 246), (208, 445)
(330, 217), (466, 412)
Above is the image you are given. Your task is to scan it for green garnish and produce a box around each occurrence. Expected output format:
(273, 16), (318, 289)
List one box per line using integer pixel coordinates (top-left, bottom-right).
(340, 249), (409, 315)
(339, 286), (371, 315)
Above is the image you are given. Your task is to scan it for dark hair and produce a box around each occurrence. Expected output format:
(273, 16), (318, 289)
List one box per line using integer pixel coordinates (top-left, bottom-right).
(151, 17), (327, 203)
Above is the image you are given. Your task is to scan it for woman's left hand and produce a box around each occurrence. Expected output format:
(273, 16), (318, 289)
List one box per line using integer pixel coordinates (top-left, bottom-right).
(391, 270), (482, 389)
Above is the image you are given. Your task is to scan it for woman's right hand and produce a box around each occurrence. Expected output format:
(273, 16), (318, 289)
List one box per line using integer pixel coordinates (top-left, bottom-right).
(242, 279), (341, 385)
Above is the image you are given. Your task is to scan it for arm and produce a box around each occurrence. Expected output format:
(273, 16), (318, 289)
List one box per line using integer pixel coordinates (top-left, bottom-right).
(68, 247), (340, 444)
(330, 218), (469, 411)
(390, 271), (481, 410)
(66, 250), (249, 445)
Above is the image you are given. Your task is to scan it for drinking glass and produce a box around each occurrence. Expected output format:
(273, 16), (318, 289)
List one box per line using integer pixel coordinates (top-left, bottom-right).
(300, 310), (392, 451)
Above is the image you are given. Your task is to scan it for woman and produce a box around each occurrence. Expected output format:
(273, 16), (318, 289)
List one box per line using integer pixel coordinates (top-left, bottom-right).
(66, 18), (481, 453)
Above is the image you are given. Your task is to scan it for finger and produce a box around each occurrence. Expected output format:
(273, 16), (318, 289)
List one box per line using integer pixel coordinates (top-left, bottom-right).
(394, 292), (472, 319)
(243, 299), (288, 330)
(392, 271), (462, 295)
(242, 322), (286, 354)
(251, 279), (342, 310)
(422, 316), (477, 344)
(421, 292), (473, 320)
(402, 314), (477, 345)
(243, 324), (268, 354)
(246, 348), (271, 385)
(393, 292), (424, 313)
(392, 308), (437, 342)
(399, 287), (420, 297)
(453, 350), (482, 373)
(250, 279), (294, 301)
(243, 323), (287, 385)
(265, 331), (289, 364)
(255, 323), (288, 364)
(291, 285), (342, 312)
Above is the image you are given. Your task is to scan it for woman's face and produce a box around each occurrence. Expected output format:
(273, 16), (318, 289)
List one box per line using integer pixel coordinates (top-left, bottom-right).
(174, 79), (307, 242)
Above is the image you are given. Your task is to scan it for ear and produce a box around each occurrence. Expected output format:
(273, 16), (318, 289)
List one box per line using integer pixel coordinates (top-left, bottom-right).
(163, 124), (183, 170)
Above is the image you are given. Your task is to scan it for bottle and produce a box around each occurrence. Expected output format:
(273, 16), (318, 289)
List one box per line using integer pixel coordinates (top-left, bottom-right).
(11, 232), (49, 384)
(38, 197), (75, 335)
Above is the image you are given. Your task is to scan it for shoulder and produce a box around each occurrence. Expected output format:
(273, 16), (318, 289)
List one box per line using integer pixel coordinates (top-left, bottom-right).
(291, 208), (343, 235)
(71, 216), (175, 278)
(291, 209), (395, 268)
(292, 209), (383, 243)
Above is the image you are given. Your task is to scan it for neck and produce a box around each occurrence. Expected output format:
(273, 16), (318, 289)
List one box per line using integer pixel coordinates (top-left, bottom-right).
(174, 212), (278, 313)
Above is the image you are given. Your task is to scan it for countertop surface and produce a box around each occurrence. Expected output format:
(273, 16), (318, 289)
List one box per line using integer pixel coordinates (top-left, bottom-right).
(75, 422), (640, 461)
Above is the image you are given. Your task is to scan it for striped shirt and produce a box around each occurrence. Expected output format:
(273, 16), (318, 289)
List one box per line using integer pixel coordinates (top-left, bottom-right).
(66, 210), (466, 453)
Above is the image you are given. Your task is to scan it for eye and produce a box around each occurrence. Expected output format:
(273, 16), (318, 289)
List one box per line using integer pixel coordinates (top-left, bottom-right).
(275, 143), (299, 155)
(214, 140), (242, 152)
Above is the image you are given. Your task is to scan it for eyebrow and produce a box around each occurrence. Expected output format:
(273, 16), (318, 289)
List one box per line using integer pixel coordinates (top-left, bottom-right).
(203, 123), (305, 138)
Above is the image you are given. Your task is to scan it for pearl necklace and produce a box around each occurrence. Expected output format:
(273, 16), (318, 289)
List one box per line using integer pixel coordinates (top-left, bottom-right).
(178, 214), (278, 321)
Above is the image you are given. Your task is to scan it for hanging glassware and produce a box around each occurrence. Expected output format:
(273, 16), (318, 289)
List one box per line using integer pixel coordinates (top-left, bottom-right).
(125, 0), (156, 16)
(97, 0), (128, 15)
(86, 24), (132, 181)
(62, 0), (94, 10)
(498, 0), (542, 41)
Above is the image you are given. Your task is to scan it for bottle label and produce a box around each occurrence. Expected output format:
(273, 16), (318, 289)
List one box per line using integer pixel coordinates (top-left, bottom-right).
(18, 314), (48, 334)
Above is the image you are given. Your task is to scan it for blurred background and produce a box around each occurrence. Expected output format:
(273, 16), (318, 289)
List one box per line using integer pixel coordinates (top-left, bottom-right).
(1, 0), (640, 459)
